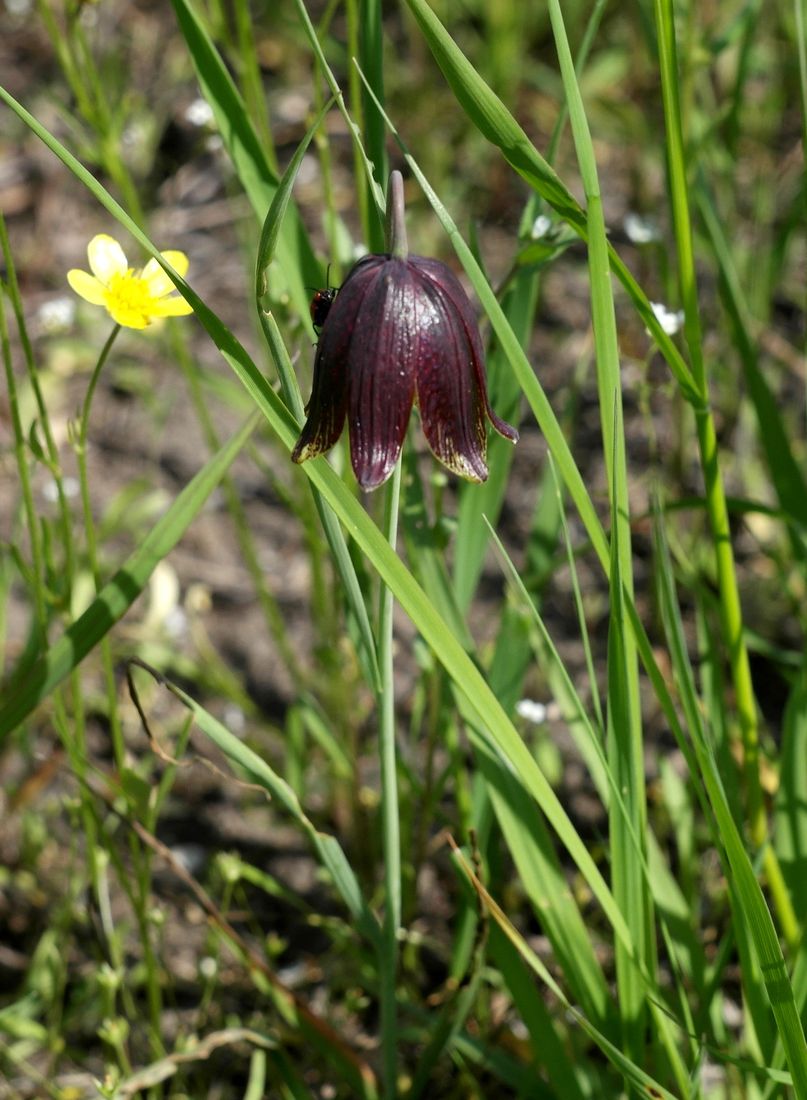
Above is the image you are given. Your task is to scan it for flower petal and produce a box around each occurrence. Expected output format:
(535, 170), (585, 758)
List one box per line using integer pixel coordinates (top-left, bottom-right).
(411, 260), (490, 481)
(67, 269), (108, 306)
(348, 258), (417, 490)
(104, 298), (151, 329)
(292, 255), (382, 470)
(149, 295), (194, 317)
(87, 234), (128, 284)
(142, 251), (190, 298)
(416, 257), (518, 448)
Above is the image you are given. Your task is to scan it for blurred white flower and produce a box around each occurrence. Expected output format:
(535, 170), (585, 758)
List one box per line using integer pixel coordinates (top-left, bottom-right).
(121, 119), (148, 149)
(163, 606), (188, 640)
(531, 214), (552, 240)
(6, 0), (33, 15)
(199, 956), (218, 980)
(223, 704), (246, 734)
(37, 296), (76, 334)
(170, 843), (206, 875)
(624, 212), (660, 245)
(184, 97), (215, 128)
(43, 476), (79, 503)
(515, 698), (548, 725)
(650, 301), (685, 336)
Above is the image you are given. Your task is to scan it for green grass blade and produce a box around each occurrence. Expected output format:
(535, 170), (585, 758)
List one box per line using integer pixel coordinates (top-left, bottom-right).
(400, 0), (699, 404)
(470, 725), (611, 1026)
(488, 923), (587, 1100)
(452, 268), (535, 612)
(456, 850), (680, 1100)
(487, 523), (608, 800)
(695, 181), (807, 531)
(291, 0), (386, 222)
(0, 413), (258, 737)
(400, 480), (475, 653)
(170, 0), (317, 321)
(605, 466), (647, 1057)
(546, 0), (649, 1054)
(774, 669), (807, 919)
(654, 514), (807, 1097)
(255, 96), (334, 321)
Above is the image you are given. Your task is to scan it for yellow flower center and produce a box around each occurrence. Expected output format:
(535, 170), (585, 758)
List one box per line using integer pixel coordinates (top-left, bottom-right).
(103, 269), (157, 327)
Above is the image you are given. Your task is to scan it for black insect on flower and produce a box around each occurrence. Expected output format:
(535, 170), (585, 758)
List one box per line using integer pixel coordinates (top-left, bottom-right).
(292, 172), (518, 491)
(309, 285), (338, 335)
(309, 265), (339, 335)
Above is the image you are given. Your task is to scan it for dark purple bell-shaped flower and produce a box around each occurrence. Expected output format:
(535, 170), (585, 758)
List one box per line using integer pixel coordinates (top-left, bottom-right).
(292, 173), (518, 492)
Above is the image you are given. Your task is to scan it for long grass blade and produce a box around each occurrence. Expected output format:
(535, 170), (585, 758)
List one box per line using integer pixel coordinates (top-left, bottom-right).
(400, 0), (699, 403)
(170, 0), (318, 321)
(653, 513), (807, 1097)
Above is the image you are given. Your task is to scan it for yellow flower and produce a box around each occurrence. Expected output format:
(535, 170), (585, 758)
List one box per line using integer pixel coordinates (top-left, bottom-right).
(67, 234), (193, 330)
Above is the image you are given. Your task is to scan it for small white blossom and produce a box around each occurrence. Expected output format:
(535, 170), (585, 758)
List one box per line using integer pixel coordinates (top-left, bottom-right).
(170, 843), (206, 875)
(163, 606), (188, 640)
(650, 301), (685, 336)
(223, 704), (246, 734)
(37, 296), (76, 334)
(42, 476), (79, 503)
(530, 214), (552, 240)
(199, 956), (218, 980)
(624, 212), (660, 245)
(184, 97), (214, 128)
(121, 120), (148, 149)
(6, 0), (33, 17)
(515, 698), (548, 725)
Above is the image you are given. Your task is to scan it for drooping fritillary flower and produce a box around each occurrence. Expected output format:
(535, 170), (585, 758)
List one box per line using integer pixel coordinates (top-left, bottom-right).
(292, 174), (518, 491)
(67, 234), (193, 330)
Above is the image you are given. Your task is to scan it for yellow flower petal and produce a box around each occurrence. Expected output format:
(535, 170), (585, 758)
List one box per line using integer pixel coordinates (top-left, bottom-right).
(149, 295), (194, 317)
(67, 269), (107, 305)
(105, 302), (151, 329)
(142, 251), (190, 298)
(87, 234), (128, 284)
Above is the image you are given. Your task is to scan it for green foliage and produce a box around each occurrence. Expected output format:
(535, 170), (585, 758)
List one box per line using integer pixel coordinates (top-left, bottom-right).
(1, 0), (806, 1096)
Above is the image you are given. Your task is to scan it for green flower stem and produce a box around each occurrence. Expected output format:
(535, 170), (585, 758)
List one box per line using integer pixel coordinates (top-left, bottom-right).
(654, 0), (798, 946)
(377, 190), (407, 1100)
(358, 0), (388, 252)
(377, 456), (403, 1100)
(346, 0), (372, 248)
(76, 327), (166, 1048)
(77, 324), (126, 772)
(387, 170), (408, 259)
